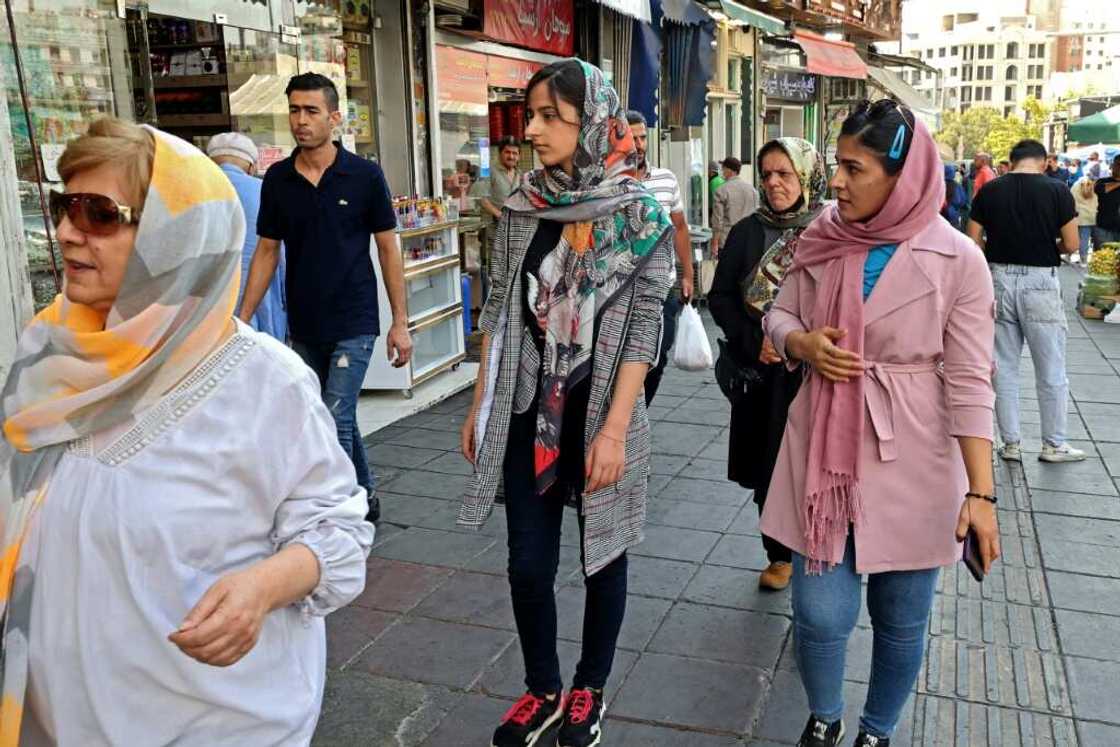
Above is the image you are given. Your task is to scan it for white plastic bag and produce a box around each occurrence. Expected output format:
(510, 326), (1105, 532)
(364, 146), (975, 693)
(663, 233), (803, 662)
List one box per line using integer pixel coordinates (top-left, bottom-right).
(1105, 304), (1120, 324)
(672, 304), (714, 371)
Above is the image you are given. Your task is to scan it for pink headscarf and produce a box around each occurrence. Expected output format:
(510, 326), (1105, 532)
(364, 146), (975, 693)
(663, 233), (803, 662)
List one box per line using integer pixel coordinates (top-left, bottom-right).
(792, 114), (944, 571)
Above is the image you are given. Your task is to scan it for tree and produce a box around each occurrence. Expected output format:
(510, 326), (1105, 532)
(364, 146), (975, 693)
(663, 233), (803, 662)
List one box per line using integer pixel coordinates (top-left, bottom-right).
(935, 98), (1055, 163)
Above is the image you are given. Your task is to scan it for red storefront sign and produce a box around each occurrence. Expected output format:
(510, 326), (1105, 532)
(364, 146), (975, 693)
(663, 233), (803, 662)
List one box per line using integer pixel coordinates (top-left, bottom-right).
(483, 0), (574, 57)
(435, 45), (489, 114)
(486, 54), (543, 90)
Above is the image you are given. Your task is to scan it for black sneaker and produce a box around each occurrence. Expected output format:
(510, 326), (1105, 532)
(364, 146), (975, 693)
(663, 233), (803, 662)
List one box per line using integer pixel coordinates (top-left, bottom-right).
(853, 731), (890, 747)
(557, 688), (605, 747)
(491, 691), (562, 747)
(797, 715), (845, 747)
(365, 495), (380, 524)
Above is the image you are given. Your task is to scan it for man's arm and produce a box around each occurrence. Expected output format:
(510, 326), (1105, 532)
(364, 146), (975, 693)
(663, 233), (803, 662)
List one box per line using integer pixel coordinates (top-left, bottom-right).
(238, 238), (281, 323)
(479, 198), (502, 220)
(669, 210), (693, 301)
(374, 229), (413, 367)
(1058, 217), (1080, 255)
(1100, 180), (1120, 194)
(965, 220), (985, 250)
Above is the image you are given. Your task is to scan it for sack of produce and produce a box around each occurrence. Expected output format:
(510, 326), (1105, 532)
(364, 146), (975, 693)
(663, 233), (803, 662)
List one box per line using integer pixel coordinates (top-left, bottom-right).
(1088, 246), (1119, 276)
(1082, 273), (1119, 298)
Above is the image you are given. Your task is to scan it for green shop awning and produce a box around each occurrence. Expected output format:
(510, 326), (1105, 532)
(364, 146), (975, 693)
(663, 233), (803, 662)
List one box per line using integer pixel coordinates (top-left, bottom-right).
(1068, 104), (1120, 145)
(718, 0), (786, 35)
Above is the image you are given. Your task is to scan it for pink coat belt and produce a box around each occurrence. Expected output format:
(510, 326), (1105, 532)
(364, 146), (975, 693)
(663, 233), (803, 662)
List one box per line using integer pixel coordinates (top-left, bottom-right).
(863, 360), (941, 463)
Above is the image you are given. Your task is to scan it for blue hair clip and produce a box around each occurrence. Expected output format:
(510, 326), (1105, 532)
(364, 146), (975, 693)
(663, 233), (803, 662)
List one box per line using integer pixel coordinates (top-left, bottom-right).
(888, 123), (906, 160)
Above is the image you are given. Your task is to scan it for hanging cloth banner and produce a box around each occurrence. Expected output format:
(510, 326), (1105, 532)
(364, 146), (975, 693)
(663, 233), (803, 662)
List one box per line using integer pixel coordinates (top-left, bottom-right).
(483, 0), (575, 57)
(628, 0), (662, 125)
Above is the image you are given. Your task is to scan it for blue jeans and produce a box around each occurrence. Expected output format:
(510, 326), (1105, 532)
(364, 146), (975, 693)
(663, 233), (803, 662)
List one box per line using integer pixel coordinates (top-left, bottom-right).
(644, 294), (683, 407)
(291, 335), (376, 496)
(502, 408), (628, 694)
(792, 536), (939, 739)
(990, 264), (1069, 447)
(1078, 225), (1093, 265)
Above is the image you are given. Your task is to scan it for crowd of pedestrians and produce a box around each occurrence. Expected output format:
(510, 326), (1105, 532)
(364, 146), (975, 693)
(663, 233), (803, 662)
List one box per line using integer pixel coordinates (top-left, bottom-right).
(0, 53), (1103, 747)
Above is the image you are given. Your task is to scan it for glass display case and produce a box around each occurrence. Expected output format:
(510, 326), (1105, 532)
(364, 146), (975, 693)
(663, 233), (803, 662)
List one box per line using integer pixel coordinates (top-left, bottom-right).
(363, 220), (466, 392)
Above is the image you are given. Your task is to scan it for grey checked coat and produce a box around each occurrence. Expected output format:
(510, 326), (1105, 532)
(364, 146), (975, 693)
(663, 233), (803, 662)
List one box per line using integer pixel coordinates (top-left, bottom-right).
(458, 207), (674, 575)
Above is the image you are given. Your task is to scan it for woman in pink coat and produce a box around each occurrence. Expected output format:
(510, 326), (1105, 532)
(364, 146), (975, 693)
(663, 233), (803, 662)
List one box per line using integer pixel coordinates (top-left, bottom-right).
(761, 100), (1002, 747)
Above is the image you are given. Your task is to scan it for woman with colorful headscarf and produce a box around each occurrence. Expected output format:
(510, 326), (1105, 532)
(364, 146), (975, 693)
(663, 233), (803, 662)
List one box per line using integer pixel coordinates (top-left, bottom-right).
(709, 138), (827, 593)
(0, 118), (373, 745)
(762, 100), (999, 747)
(458, 60), (672, 747)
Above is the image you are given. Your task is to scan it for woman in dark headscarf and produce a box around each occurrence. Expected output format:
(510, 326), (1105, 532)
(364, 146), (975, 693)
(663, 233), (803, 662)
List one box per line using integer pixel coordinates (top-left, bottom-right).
(709, 137), (827, 591)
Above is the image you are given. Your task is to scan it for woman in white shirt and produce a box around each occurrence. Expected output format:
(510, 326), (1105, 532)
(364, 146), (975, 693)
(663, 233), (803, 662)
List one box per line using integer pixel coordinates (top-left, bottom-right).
(1072, 174), (1098, 265)
(0, 118), (373, 745)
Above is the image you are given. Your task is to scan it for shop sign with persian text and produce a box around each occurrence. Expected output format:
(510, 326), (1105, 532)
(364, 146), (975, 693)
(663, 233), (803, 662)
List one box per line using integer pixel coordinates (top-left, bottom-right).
(762, 69), (817, 103)
(483, 0), (574, 57)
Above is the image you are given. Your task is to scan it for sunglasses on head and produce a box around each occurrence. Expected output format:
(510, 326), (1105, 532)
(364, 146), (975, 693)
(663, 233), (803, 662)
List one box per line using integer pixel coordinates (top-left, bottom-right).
(49, 191), (140, 236)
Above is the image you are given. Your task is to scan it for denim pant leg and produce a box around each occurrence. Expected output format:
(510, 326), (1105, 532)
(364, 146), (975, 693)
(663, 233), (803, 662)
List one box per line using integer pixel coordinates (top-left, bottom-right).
(991, 270), (1026, 445)
(573, 540), (628, 690)
(643, 295), (682, 407)
(791, 536), (862, 724)
(503, 415), (566, 696)
(1078, 225), (1093, 264)
(322, 335), (377, 495)
(860, 566), (940, 738)
(1016, 273), (1069, 446)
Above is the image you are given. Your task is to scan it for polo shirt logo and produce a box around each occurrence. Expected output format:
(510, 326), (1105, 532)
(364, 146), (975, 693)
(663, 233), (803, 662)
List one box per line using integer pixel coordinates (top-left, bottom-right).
(338, 199), (349, 205)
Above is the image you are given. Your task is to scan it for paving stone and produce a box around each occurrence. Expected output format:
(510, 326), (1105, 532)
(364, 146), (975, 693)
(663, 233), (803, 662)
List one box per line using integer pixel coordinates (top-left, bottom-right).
(1081, 411), (1120, 443)
(727, 502), (763, 535)
(1046, 571), (1120, 617)
(377, 493), (451, 527)
(356, 616), (513, 689)
(1034, 513), (1120, 548)
(553, 589), (672, 651)
(918, 636), (1071, 715)
(1077, 720), (1120, 746)
(605, 555), (698, 600)
(367, 442), (445, 469)
(928, 595), (1058, 651)
(651, 423), (724, 456)
(659, 476), (751, 506)
(412, 570), (517, 631)
(647, 472), (673, 498)
(684, 457), (733, 482)
(413, 450), (474, 477)
(419, 692), (517, 746)
(373, 527), (497, 569)
(1021, 457), (1118, 497)
(646, 498), (740, 532)
(908, 693), (1077, 747)
(681, 564), (792, 615)
(378, 426), (462, 451)
(1054, 609), (1120, 662)
(671, 405), (731, 426)
(755, 669), (915, 745)
(647, 601), (789, 670)
(611, 652), (767, 733)
(380, 469), (469, 500)
(649, 453), (692, 476)
(1029, 489), (1120, 521)
(326, 606), (397, 669)
(1039, 535), (1120, 578)
(313, 671), (461, 747)
(407, 411), (464, 432)
(1069, 374), (1120, 404)
(370, 520), (406, 548)
(478, 638), (638, 702)
(354, 558), (454, 613)
(601, 720), (742, 746)
(1064, 656), (1120, 725)
(632, 524), (722, 563)
(706, 534), (773, 571)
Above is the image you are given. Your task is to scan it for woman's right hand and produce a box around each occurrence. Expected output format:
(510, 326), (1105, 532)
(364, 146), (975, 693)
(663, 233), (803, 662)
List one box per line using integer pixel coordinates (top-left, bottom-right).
(759, 336), (782, 365)
(786, 327), (864, 382)
(461, 408), (478, 464)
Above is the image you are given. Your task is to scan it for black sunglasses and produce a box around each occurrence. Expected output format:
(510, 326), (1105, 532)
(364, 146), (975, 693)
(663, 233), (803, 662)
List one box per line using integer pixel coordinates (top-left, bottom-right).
(49, 191), (141, 236)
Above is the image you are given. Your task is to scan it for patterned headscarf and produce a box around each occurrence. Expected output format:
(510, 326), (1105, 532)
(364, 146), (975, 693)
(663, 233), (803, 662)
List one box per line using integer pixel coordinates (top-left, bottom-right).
(741, 138), (828, 317)
(504, 59), (672, 494)
(0, 126), (243, 741)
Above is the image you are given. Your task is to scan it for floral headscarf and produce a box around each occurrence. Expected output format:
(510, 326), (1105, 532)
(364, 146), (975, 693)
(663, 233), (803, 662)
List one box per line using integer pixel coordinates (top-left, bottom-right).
(504, 59), (672, 494)
(742, 137), (828, 317)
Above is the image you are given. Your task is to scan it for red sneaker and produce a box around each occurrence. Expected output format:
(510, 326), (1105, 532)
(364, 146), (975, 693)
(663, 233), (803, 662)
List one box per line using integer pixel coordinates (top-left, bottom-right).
(490, 691), (562, 747)
(557, 688), (605, 747)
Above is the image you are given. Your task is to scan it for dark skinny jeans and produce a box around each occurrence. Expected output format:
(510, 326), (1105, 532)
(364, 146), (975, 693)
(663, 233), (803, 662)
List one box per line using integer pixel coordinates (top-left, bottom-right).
(503, 409), (628, 695)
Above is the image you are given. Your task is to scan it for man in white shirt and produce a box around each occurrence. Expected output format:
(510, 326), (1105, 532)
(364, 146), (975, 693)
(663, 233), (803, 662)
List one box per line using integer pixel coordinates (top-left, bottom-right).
(627, 110), (693, 406)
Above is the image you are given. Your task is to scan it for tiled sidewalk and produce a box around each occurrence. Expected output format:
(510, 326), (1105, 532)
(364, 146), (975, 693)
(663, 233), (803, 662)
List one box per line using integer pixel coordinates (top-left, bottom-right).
(313, 273), (1120, 745)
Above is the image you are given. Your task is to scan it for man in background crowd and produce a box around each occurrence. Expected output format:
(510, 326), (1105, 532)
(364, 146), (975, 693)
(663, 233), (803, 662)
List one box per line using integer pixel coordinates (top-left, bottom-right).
(475, 136), (523, 302)
(1046, 153), (1071, 184)
(207, 132), (287, 341)
(967, 138), (1084, 464)
(711, 157), (759, 257)
(240, 73), (413, 523)
(973, 152), (997, 196)
(1095, 154), (1120, 245)
(997, 159), (1011, 177)
(626, 110), (693, 406)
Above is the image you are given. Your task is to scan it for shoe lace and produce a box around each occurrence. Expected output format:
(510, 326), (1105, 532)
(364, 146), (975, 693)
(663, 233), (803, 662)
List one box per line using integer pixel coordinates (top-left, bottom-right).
(502, 693), (544, 726)
(565, 689), (595, 725)
(812, 720), (828, 740)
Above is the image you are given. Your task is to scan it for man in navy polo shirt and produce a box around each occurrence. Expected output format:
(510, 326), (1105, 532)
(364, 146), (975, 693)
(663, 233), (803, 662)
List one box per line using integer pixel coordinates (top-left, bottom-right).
(240, 72), (412, 523)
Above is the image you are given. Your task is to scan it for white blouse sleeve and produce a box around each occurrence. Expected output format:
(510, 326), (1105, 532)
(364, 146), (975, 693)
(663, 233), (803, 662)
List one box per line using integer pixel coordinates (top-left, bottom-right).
(270, 374), (375, 619)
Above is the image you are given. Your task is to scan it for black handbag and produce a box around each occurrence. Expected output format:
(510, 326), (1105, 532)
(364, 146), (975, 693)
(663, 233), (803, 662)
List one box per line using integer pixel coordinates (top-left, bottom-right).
(715, 338), (762, 406)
